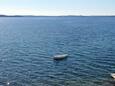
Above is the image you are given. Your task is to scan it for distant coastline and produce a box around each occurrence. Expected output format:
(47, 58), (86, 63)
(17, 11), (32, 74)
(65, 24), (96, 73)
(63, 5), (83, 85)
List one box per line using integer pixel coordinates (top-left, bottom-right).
(0, 15), (115, 17)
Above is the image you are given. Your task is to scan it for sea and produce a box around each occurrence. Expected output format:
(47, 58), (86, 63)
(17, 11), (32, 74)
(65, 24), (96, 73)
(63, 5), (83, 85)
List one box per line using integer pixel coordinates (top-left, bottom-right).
(0, 16), (115, 86)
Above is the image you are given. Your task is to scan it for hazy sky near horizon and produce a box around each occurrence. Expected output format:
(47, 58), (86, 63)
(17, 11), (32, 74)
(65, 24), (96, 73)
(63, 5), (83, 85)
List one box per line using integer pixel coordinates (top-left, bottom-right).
(0, 0), (115, 15)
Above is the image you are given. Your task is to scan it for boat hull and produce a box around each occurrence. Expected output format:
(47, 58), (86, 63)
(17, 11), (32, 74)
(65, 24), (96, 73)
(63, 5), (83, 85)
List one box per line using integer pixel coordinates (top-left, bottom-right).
(53, 54), (68, 60)
(111, 73), (115, 79)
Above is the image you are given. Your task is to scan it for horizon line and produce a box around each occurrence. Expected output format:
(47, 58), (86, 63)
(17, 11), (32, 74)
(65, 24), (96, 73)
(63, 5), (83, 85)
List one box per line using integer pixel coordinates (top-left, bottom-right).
(0, 14), (115, 17)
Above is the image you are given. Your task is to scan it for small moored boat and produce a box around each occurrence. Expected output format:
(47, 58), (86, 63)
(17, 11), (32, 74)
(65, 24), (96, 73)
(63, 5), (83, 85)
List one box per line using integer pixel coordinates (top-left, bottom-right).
(111, 73), (115, 79)
(53, 54), (68, 60)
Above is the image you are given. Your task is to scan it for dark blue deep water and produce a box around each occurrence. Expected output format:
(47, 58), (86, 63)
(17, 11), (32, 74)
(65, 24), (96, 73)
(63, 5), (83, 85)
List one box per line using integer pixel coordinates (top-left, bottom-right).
(0, 17), (115, 86)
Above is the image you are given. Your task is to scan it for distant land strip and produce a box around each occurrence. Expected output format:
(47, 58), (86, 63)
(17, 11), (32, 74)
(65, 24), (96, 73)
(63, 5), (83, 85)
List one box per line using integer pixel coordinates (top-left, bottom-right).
(0, 15), (115, 17)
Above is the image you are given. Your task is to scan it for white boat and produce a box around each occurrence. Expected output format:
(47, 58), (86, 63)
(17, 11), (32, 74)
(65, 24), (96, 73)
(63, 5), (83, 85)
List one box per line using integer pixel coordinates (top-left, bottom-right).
(53, 54), (68, 60)
(111, 73), (115, 79)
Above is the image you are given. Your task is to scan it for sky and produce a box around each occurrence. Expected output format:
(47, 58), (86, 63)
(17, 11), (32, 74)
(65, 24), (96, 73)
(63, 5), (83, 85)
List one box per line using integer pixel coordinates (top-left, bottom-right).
(0, 0), (115, 16)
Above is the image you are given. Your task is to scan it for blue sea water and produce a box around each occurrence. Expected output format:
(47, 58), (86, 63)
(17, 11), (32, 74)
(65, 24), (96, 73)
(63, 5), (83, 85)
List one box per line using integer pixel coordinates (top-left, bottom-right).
(0, 16), (115, 86)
